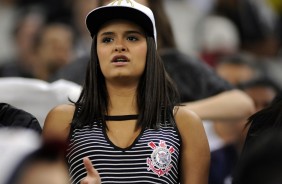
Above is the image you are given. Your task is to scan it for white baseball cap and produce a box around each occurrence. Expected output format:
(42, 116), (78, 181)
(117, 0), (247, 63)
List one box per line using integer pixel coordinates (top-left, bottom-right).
(86, 0), (157, 46)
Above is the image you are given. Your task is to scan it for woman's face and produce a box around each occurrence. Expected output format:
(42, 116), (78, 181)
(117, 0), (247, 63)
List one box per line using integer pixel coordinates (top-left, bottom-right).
(97, 20), (147, 84)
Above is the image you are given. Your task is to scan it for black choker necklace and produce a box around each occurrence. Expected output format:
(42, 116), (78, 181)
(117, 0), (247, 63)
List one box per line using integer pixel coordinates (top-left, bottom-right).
(105, 114), (139, 121)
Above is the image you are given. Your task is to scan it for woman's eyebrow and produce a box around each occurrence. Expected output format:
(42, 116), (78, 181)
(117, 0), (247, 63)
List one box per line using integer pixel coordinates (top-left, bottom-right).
(99, 31), (115, 36)
(99, 30), (144, 36)
(124, 30), (144, 35)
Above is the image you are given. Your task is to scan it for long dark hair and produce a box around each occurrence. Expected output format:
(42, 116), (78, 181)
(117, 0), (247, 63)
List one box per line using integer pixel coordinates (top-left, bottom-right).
(240, 92), (282, 157)
(245, 92), (282, 134)
(72, 35), (179, 129)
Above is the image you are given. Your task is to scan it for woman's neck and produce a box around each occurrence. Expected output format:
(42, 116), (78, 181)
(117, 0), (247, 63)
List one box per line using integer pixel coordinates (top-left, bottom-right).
(107, 85), (138, 115)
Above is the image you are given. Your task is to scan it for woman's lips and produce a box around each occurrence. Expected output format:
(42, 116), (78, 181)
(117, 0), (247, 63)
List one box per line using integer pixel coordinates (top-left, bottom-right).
(111, 55), (129, 63)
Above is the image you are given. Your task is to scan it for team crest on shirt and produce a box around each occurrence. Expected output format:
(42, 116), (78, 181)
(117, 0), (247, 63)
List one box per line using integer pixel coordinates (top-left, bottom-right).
(147, 140), (175, 177)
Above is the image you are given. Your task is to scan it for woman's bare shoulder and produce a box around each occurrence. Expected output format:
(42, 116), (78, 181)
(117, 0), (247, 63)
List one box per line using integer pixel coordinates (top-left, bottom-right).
(49, 103), (76, 115)
(173, 106), (205, 139)
(42, 104), (75, 141)
(174, 106), (202, 127)
(45, 104), (76, 122)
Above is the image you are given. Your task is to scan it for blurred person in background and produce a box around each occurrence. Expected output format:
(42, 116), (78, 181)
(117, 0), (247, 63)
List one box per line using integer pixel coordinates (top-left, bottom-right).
(0, 128), (41, 184)
(238, 77), (281, 112)
(5, 138), (70, 184)
(214, 53), (261, 85)
(205, 53), (279, 184)
(52, 0), (255, 122)
(233, 92), (282, 184)
(195, 15), (241, 67)
(240, 91), (282, 156)
(205, 76), (280, 184)
(32, 22), (75, 81)
(0, 6), (45, 78)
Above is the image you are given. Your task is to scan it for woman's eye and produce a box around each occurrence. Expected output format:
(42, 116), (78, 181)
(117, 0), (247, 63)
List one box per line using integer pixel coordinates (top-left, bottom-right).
(102, 37), (113, 43)
(127, 36), (138, 41)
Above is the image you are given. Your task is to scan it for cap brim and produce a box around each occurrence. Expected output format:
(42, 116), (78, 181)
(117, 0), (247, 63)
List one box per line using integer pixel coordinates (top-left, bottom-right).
(86, 6), (154, 38)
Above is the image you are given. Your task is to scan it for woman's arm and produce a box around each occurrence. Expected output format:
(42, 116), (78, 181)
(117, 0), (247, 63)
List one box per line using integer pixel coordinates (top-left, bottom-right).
(42, 104), (75, 141)
(175, 107), (210, 184)
(184, 89), (255, 121)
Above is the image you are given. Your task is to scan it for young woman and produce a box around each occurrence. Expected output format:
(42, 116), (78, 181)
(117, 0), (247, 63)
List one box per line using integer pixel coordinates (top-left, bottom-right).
(42, 0), (210, 184)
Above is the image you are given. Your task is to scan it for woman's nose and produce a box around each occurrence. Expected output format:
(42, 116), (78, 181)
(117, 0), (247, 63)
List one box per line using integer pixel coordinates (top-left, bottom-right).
(114, 40), (127, 52)
(115, 45), (126, 52)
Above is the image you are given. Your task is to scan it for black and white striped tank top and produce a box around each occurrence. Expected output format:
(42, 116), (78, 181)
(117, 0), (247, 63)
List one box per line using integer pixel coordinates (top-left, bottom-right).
(66, 120), (182, 184)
